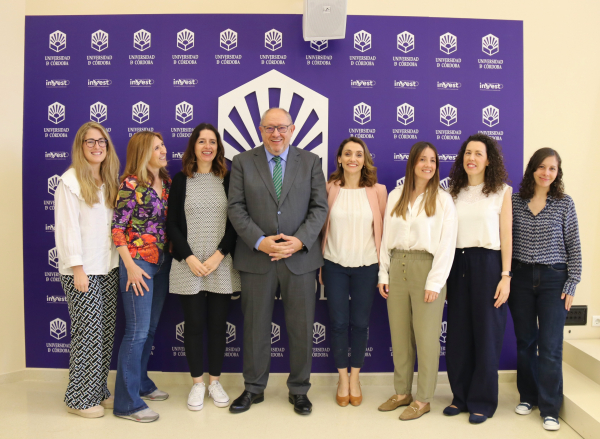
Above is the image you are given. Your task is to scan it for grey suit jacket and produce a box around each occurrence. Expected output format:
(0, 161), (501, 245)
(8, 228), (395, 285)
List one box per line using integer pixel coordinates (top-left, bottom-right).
(228, 145), (328, 275)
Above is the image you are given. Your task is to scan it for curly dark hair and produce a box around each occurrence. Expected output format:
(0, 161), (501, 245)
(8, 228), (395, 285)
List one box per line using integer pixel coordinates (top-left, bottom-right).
(449, 133), (509, 198)
(518, 148), (564, 199)
(181, 123), (227, 178)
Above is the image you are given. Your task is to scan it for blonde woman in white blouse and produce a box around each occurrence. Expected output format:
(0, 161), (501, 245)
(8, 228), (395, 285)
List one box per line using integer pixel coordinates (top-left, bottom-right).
(54, 121), (120, 418)
(444, 133), (512, 424)
(377, 141), (457, 421)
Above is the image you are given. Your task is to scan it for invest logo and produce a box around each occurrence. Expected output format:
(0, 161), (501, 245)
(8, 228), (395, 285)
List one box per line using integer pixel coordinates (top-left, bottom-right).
(226, 322), (236, 344)
(440, 104), (458, 126)
(173, 78), (198, 87)
(397, 31), (415, 53)
(46, 79), (69, 88)
(91, 30), (108, 52)
(394, 153), (410, 161)
(88, 79), (112, 87)
(271, 322), (281, 344)
(439, 155), (457, 163)
(220, 29), (238, 51)
(350, 79), (375, 88)
(48, 175), (60, 196)
(394, 80), (419, 89)
(353, 102), (371, 125)
(313, 322), (326, 344)
(482, 34), (499, 56)
(49, 30), (66, 52)
(482, 105), (500, 127)
(133, 29), (151, 51)
(310, 40), (328, 52)
(177, 29), (194, 51)
(437, 81), (462, 90)
(175, 102), (193, 124)
(50, 318), (67, 340)
(130, 78), (154, 87)
(132, 102), (150, 124)
(48, 247), (59, 269)
(48, 102), (65, 125)
(176, 322), (185, 343)
(397, 103), (415, 125)
(265, 29), (283, 51)
(354, 30), (371, 52)
(45, 152), (68, 160)
(480, 82), (503, 91)
(172, 152), (184, 160)
(90, 102), (107, 124)
(439, 32), (457, 55)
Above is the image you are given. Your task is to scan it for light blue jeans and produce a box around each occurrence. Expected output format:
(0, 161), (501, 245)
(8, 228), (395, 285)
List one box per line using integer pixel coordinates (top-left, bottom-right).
(113, 253), (171, 416)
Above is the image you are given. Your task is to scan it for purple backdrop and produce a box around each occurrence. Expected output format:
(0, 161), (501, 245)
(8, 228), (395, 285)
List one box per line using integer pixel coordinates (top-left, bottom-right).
(23, 14), (523, 373)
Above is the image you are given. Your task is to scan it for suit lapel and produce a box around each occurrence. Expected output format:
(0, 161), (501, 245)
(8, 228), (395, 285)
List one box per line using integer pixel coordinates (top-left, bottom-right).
(253, 146), (279, 204)
(278, 146), (300, 206)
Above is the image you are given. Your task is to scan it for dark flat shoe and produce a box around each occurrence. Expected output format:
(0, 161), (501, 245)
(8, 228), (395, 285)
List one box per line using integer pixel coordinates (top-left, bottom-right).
(443, 405), (462, 416)
(289, 394), (312, 415)
(469, 413), (488, 424)
(229, 390), (264, 413)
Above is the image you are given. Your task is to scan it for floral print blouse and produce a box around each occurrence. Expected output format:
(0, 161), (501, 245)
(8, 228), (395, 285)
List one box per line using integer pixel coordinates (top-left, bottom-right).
(111, 175), (171, 264)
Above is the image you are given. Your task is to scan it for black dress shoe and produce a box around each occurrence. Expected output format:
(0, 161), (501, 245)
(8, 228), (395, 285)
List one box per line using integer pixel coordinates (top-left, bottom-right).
(229, 390), (264, 413)
(289, 394), (312, 415)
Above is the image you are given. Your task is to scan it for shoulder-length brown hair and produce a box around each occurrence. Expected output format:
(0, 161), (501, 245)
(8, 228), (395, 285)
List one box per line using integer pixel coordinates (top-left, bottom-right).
(120, 131), (169, 187)
(70, 121), (120, 207)
(448, 133), (508, 199)
(181, 123), (227, 178)
(519, 148), (564, 200)
(391, 141), (440, 219)
(327, 137), (377, 187)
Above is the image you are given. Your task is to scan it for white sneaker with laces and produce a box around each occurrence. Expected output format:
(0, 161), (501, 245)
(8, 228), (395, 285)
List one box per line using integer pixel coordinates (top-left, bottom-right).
(187, 383), (206, 411)
(543, 416), (560, 431)
(515, 402), (534, 415)
(208, 381), (230, 407)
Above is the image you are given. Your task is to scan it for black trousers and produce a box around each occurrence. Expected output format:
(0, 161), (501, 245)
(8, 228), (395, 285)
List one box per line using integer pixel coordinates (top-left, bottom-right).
(446, 248), (507, 417)
(179, 292), (231, 377)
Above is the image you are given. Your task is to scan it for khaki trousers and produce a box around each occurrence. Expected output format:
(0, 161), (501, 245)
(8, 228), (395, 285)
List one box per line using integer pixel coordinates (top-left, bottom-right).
(387, 250), (446, 403)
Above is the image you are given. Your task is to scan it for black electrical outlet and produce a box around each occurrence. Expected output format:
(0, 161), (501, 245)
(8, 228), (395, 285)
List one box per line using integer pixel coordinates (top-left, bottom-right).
(565, 305), (587, 326)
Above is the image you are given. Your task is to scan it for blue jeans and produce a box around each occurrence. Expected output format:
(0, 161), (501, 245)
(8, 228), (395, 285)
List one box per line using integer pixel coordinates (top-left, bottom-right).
(114, 253), (172, 416)
(322, 259), (378, 369)
(508, 260), (568, 419)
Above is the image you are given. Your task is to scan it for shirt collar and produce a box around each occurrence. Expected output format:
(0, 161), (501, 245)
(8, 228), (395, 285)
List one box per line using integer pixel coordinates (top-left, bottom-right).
(265, 146), (290, 164)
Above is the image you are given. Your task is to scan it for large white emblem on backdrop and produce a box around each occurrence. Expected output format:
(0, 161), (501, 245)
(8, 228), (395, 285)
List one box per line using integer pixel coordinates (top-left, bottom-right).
(396, 103), (415, 125)
(134, 29), (151, 51)
(132, 101), (150, 124)
(440, 177), (450, 190)
(175, 101), (193, 124)
(177, 29), (194, 51)
(482, 105), (500, 127)
(226, 322), (236, 344)
(50, 318), (67, 340)
(353, 102), (371, 125)
(440, 321), (447, 343)
(265, 29), (283, 51)
(218, 69), (329, 176)
(48, 102), (65, 125)
(176, 322), (185, 343)
(440, 32), (457, 55)
(396, 176), (405, 187)
(313, 322), (326, 344)
(48, 247), (59, 269)
(397, 32), (415, 53)
(48, 175), (60, 196)
(271, 322), (281, 344)
(90, 102), (107, 124)
(440, 104), (458, 126)
(310, 40), (328, 52)
(482, 34), (499, 56)
(91, 30), (108, 52)
(220, 29), (238, 51)
(354, 30), (371, 52)
(49, 30), (66, 52)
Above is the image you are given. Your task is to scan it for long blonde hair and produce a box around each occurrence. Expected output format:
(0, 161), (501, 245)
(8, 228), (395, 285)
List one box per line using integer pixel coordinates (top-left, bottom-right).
(121, 131), (169, 187)
(70, 122), (120, 207)
(391, 141), (440, 219)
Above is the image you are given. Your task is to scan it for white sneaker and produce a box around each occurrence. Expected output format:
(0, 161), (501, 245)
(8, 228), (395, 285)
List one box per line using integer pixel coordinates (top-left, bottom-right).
(515, 402), (534, 415)
(208, 381), (230, 407)
(187, 383), (206, 411)
(141, 389), (169, 401)
(543, 417), (560, 431)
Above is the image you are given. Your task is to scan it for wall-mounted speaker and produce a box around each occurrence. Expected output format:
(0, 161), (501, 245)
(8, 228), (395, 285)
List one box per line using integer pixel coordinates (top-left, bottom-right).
(303, 0), (348, 41)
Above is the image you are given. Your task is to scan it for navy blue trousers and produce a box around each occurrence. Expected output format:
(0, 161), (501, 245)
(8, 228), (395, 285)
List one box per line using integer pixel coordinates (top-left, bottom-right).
(446, 248), (507, 417)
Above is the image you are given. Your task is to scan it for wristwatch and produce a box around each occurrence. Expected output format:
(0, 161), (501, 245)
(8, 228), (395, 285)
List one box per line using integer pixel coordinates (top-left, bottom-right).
(501, 271), (513, 278)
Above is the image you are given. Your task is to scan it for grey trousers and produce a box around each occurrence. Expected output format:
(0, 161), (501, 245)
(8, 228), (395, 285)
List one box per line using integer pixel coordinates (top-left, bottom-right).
(240, 261), (316, 395)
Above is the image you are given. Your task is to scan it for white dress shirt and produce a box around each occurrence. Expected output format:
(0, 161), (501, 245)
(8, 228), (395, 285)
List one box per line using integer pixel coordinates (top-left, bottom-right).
(54, 168), (119, 275)
(378, 185), (458, 292)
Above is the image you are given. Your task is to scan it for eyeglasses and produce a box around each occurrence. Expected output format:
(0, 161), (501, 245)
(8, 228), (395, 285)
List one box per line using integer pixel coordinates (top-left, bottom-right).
(83, 138), (108, 148)
(261, 124), (292, 134)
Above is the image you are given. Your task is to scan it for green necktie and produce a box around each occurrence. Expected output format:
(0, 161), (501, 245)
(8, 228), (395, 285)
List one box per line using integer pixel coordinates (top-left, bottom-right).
(272, 156), (282, 199)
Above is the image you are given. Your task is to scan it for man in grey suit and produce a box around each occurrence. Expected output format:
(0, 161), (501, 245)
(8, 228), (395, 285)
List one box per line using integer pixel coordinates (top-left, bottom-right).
(227, 108), (328, 415)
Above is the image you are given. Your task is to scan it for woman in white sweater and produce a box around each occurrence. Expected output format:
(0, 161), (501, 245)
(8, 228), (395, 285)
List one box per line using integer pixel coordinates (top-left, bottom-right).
(377, 141), (457, 421)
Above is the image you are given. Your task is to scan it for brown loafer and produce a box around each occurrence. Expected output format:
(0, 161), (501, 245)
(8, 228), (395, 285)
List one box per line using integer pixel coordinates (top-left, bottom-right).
(378, 394), (413, 411)
(336, 382), (349, 407)
(349, 382), (362, 406)
(399, 401), (430, 421)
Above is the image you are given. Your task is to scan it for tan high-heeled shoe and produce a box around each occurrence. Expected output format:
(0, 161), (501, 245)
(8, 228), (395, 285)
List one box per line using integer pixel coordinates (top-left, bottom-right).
(336, 381), (350, 407)
(349, 382), (362, 406)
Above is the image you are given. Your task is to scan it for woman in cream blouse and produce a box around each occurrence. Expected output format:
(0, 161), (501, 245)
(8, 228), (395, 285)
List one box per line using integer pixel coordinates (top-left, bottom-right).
(377, 141), (457, 421)
(320, 137), (387, 407)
